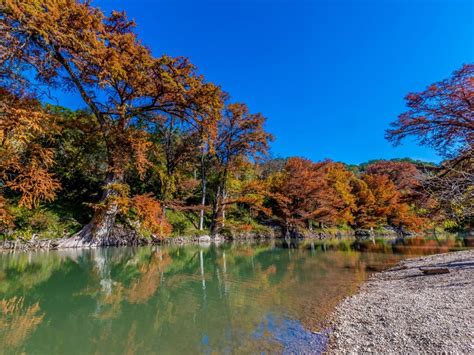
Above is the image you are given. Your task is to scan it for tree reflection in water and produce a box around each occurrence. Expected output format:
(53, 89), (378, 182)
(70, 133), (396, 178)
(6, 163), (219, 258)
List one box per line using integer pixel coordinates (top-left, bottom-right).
(0, 297), (44, 349)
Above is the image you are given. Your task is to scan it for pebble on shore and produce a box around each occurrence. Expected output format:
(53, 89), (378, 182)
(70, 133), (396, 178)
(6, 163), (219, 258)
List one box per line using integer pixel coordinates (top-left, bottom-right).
(328, 250), (474, 354)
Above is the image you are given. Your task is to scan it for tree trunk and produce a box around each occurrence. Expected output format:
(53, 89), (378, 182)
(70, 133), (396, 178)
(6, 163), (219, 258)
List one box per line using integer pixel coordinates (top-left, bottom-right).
(200, 249), (206, 290)
(210, 165), (228, 236)
(90, 171), (124, 242)
(210, 185), (221, 236)
(60, 170), (124, 248)
(221, 187), (227, 228)
(199, 152), (206, 231)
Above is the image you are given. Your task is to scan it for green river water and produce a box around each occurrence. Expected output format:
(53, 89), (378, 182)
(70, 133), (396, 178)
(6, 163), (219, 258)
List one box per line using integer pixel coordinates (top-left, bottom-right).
(0, 236), (469, 354)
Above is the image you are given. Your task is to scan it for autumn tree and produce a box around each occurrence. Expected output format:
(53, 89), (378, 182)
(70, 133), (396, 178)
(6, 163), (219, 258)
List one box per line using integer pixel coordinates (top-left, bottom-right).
(1, 1), (223, 245)
(269, 159), (360, 233)
(349, 177), (379, 229)
(386, 64), (473, 158)
(422, 151), (474, 226)
(209, 103), (272, 234)
(351, 174), (425, 232)
(210, 159), (273, 234)
(387, 64), (473, 229)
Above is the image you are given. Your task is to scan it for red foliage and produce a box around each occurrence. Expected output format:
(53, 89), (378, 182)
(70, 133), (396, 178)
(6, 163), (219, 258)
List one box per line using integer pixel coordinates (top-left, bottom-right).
(386, 64), (473, 158)
(351, 174), (426, 231)
(269, 158), (357, 229)
(365, 161), (420, 194)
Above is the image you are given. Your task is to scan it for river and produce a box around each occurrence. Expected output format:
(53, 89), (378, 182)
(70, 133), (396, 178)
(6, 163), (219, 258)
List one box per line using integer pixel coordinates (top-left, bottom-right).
(0, 236), (469, 354)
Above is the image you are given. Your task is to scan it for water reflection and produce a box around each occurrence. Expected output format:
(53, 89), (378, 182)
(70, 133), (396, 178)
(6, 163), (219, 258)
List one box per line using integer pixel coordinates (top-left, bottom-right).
(0, 297), (44, 348)
(0, 236), (470, 354)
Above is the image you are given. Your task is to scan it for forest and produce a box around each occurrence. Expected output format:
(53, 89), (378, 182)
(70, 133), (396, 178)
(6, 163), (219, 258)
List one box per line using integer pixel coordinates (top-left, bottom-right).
(0, 1), (473, 245)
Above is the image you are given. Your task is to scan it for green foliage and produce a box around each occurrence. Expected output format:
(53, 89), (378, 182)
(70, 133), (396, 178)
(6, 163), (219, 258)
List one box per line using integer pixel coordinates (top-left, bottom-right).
(443, 220), (463, 233)
(165, 210), (207, 237)
(357, 158), (437, 173)
(1, 204), (81, 240)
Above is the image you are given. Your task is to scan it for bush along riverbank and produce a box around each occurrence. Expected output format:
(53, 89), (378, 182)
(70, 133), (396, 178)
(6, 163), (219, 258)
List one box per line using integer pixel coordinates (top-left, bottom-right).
(327, 250), (474, 354)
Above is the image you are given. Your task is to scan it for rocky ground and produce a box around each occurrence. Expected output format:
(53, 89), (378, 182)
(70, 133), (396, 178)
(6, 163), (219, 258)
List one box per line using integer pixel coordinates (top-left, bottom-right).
(328, 250), (474, 354)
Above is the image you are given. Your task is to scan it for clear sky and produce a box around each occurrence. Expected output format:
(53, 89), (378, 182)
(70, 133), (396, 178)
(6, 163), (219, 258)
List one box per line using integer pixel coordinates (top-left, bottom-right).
(60, 0), (473, 164)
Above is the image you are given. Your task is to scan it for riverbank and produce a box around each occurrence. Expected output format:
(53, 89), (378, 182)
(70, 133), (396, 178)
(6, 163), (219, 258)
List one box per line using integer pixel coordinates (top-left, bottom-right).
(327, 250), (474, 353)
(0, 227), (411, 251)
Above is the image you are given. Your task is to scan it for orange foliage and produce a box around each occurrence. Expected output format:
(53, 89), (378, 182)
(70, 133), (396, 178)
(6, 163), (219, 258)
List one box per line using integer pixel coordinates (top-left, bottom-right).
(365, 161), (420, 192)
(131, 194), (172, 238)
(128, 251), (171, 304)
(2, 0), (224, 238)
(0, 88), (60, 209)
(269, 159), (357, 229)
(0, 297), (44, 348)
(266, 158), (428, 232)
(350, 177), (377, 228)
(324, 162), (357, 225)
(365, 160), (423, 205)
(351, 174), (426, 230)
(269, 157), (325, 227)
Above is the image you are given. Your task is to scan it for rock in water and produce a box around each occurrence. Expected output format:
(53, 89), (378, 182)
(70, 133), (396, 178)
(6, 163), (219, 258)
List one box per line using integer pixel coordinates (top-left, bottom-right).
(199, 235), (211, 243)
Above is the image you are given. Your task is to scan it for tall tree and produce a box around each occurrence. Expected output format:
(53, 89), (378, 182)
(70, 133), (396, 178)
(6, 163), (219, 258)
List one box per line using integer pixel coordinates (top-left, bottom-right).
(268, 159), (356, 233)
(387, 64), (473, 229)
(210, 103), (272, 234)
(351, 174), (425, 231)
(1, 1), (223, 244)
(268, 158), (324, 233)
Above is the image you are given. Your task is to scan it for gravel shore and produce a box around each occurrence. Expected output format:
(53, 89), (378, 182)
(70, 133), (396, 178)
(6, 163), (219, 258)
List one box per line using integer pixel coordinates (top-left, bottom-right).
(328, 250), (474, 354)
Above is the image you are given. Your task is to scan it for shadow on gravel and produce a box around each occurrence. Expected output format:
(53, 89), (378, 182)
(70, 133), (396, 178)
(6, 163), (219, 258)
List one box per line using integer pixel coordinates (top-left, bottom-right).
(438, 261), (474, 269)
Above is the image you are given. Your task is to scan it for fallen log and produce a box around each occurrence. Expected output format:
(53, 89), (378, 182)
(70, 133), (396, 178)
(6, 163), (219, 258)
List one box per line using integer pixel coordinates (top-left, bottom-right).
(419, 267), (450, 275)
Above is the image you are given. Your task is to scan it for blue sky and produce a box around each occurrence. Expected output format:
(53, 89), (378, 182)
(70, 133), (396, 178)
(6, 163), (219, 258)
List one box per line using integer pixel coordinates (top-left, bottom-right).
(60, 0), (473, 164)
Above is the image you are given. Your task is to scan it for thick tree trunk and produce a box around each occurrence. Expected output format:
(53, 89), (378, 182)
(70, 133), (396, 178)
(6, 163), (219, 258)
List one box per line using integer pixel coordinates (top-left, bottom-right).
(90, 171), (124, 242)
(60, 170), (124, 248)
